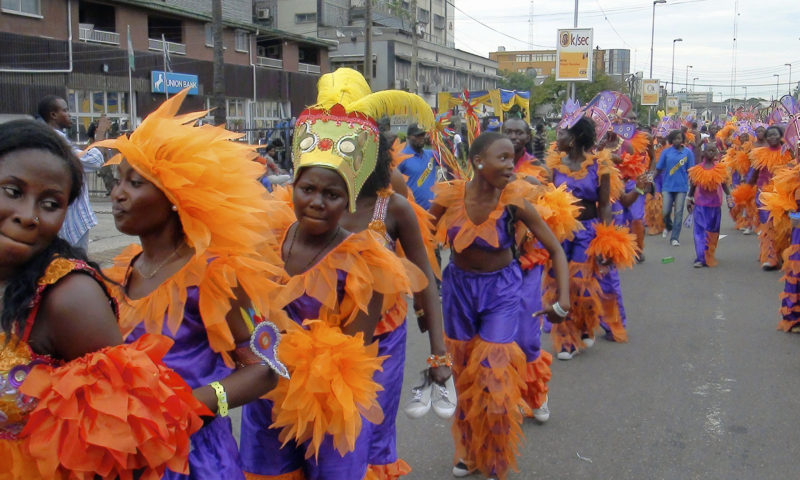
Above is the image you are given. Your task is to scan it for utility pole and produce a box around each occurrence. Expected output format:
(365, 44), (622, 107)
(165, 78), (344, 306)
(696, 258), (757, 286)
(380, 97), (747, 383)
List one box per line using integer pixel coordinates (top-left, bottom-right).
(364, 0), (373, 85)
(212, 0), (226, 126)
(410, 0), (418, 94)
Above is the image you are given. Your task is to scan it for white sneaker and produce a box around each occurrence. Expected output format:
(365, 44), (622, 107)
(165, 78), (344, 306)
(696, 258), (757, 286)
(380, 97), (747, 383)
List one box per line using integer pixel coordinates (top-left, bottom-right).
(403, 371), (432, 419)
(581, 335), (595, 348)
(662, 229), (670, 238)
(557, 348), (575, 360)
(431, 376), (457, 419)
(742, 227), (753, 235)
(532, 396), (550, 422)
(671, 239), (680, 246)
(452, 461), (473, 477)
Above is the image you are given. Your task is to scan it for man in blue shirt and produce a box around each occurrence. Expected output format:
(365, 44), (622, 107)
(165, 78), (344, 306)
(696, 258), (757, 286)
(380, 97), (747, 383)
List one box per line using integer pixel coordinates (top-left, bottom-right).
(399, 123), (439, 210)
(656, 129), (695, 246)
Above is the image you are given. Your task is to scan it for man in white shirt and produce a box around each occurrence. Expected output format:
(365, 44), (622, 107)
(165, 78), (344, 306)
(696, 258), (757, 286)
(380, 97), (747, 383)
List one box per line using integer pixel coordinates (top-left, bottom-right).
(38, 95), (108, 253)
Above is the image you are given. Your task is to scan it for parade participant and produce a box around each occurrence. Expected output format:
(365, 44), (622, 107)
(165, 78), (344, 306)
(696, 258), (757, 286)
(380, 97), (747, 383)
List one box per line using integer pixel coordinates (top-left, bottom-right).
(749, 125), (793, 270)
(656, 129), (695, 246)
(0, 119), (208, 479)
(687, 144), (732, 267)
(645, 134), (668, 235)
(239, 68), (432, 480)
(544, 116), (636, 359)
(339, 134), (450, 479)
(431, 131), (570, 480)
(504, 117), (548, 182)
(724, 130), (756, 233)
(399, 123), (439, 209)
(98, 90), (291, 479)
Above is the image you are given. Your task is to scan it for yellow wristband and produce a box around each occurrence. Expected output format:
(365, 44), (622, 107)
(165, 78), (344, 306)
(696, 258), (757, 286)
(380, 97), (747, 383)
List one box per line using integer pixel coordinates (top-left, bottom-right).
(210, 381), (229, 417)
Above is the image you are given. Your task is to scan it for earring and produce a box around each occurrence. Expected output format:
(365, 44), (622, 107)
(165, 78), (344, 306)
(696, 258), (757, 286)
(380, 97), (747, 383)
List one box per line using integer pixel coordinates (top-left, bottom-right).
(33, 216), (39, 224)
(171, 205), (178, 212)
(477, 164), (484, 170)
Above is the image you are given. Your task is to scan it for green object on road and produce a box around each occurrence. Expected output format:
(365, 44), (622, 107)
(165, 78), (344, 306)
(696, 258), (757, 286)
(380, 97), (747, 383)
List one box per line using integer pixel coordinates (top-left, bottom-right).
(661, 256), (675, 264)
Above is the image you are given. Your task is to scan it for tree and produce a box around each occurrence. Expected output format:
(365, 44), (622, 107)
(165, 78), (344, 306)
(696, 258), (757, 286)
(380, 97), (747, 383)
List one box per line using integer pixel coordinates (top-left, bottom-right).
(528, 73), (623, 120)
(497, 70), (537, 93)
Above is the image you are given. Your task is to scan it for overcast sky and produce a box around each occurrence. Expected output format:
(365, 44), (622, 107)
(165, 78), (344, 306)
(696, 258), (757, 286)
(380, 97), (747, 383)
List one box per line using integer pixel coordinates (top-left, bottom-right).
(453, 0), (798, 101)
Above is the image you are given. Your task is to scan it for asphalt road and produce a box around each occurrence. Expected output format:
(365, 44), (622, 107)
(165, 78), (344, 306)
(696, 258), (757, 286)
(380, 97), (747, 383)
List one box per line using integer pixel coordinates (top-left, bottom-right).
(88, 199), (799, 479)
(396, 213), (799, 480)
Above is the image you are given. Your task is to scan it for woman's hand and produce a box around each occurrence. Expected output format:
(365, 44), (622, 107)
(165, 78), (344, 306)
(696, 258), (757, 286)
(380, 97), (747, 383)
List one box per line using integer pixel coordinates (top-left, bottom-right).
(635, 172), (652, 191)
(686, 197), (694, 212)
(533, 304), (567, 324)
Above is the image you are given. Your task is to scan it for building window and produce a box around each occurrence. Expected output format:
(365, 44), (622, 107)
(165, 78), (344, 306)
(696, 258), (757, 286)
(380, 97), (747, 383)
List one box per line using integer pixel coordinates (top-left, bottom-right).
(66, 89), (129, 143)
(1, 0), (40, 16)
(205, 23), (213, 47)
(235, 30), (249, 53)
(295, 13), (316, 24)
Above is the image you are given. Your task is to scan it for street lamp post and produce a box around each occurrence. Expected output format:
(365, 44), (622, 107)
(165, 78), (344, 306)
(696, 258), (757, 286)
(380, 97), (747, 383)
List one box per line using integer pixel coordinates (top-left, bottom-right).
(786, 63), (793, 94)
(671, 38), (682, 94)
(741, 86), (747, 107)
(647, 0), (666, 125)
(774, 73), (780, 100)
(649, 0), (666, 79)
(692, 77), (698, 92)
(685, 65), (692, 93)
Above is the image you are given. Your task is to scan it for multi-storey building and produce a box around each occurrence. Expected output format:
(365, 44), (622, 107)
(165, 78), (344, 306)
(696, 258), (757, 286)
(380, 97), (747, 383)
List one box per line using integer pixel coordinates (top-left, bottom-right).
(0, 0), (333, 141)
(257, 0), (497, 108)
(490, 47), (630, 79)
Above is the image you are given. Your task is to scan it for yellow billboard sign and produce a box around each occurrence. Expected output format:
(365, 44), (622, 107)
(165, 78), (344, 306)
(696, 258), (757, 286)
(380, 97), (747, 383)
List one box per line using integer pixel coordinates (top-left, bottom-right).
(641, 79), (660, 106)
(556, 28), (593, 82)
(666, 96), (679, 115)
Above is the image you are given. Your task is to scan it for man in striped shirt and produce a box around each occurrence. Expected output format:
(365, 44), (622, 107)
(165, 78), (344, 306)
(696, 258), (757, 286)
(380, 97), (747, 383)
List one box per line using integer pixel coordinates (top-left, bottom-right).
(39, 95), (108, 253)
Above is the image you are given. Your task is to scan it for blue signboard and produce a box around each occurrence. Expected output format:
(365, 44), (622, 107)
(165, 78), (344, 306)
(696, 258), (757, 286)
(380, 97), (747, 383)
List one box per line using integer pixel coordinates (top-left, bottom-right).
(151, 71), (199, 95)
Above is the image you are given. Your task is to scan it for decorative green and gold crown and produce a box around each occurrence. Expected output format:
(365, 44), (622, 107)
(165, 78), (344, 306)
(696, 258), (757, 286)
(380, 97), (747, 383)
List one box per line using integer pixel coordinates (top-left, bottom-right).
(292, 68), (434, 211)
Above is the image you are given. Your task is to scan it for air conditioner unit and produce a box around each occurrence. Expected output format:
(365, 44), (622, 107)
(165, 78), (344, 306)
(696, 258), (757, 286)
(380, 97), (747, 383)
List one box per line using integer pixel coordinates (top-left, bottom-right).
(257, 8), (271, 20)
(415, 24), (425, 37)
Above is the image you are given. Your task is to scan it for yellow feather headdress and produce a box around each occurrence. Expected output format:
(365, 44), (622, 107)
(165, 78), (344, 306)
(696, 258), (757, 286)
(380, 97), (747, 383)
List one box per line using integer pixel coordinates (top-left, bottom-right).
(293, 68), (434, 211)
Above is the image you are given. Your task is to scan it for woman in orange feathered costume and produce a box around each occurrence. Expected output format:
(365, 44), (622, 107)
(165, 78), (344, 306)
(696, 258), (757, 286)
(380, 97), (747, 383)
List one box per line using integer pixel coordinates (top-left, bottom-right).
(431, 132), (571, 480)
(239, 68), (431, 480)
(0, 120), (208, 480)
(687, 144), (732, 267)
(96, 89), (294, 480)
(748, 125), (794, 269)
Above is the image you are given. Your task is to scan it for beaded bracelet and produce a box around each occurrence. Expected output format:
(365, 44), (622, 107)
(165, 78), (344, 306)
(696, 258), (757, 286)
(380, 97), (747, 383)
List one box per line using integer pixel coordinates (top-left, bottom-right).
(209, 381), (229, 417)
(634, 187), (645, 195)
(426, 353), (454, 368)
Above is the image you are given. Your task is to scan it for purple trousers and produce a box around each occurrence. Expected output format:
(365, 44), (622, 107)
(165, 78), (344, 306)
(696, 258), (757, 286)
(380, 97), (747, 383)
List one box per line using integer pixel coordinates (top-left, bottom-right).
(368, 322), (407, 468)
(693, 205), (721, 266)
(163, 416), (244, 480)
(442, 261), (522, 344)
(517, 264), (544, 362)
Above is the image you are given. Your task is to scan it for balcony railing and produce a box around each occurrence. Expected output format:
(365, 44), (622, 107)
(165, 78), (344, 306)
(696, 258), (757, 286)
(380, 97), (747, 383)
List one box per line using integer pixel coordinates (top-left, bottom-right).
(79, 24), (120, 45)
(298, 62), (321, 74)
(148, 38), (187, 55)
(257, 56), (283, 69)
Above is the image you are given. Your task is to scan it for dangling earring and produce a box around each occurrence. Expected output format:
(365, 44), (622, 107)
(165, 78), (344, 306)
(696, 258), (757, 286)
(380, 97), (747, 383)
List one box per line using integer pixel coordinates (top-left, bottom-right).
(476, 163), (484, 170)
(171, 205), (178, 212)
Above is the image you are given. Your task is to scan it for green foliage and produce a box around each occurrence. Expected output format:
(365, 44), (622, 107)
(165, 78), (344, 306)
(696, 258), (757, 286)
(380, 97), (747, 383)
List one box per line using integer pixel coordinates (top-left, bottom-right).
(529, 73), (626, 120)
(497, 70), (537, 93)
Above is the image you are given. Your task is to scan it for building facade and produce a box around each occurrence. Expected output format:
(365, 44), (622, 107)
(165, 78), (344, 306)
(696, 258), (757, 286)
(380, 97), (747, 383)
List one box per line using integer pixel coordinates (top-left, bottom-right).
(490, 47), (630, 78)
(0, 0), (333, 142)
(256, 0), (495, 108)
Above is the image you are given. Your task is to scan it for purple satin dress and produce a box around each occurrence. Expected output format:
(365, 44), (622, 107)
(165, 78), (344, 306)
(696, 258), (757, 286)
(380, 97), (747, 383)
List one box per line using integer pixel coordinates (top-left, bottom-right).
(239, 270), (376, 480)
(126, 286), (244, 480)
(693, 181), (723, 266)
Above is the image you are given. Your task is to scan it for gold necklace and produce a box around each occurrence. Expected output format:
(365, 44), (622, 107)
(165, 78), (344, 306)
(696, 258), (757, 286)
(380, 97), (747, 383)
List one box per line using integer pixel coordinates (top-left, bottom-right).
(135, 242), (186, 279)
